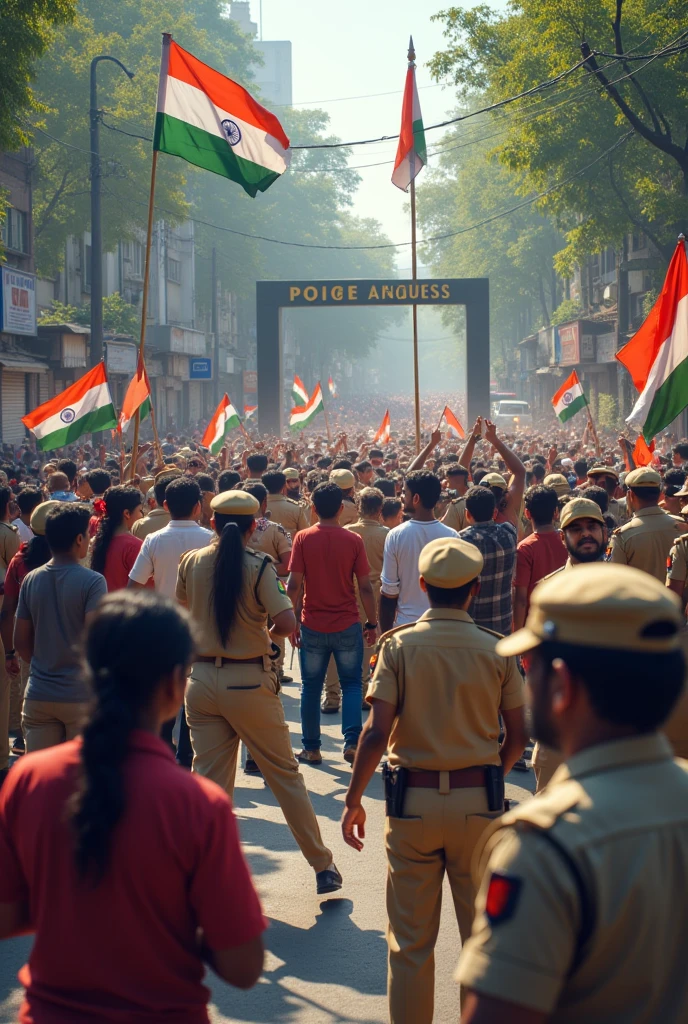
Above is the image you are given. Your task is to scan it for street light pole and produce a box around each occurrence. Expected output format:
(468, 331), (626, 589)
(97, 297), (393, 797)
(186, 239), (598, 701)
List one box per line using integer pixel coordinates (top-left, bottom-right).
(89, 55), (134, 369)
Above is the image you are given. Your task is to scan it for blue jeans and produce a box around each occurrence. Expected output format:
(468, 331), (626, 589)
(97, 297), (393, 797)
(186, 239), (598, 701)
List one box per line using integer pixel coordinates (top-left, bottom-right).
(299, 622), (364, 751)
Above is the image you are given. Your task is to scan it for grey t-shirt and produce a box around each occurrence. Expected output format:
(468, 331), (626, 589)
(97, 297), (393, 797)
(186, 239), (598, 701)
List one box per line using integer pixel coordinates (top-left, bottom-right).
(16, 561), (107, 702)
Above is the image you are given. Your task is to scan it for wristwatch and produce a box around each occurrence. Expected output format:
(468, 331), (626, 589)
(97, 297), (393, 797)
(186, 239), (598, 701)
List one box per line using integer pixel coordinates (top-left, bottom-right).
(364, 622), (378, 630)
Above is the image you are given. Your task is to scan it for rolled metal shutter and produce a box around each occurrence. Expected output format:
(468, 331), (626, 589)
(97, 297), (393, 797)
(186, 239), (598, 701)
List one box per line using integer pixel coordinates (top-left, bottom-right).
(2, 371), (26, 442)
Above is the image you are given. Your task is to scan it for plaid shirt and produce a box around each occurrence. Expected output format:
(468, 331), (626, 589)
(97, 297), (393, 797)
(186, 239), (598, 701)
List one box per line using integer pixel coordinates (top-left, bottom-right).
(459, 520), (518, 635)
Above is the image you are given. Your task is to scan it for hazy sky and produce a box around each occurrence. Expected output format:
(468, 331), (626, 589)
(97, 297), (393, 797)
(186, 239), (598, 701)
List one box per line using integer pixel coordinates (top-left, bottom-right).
(257, 0), (506, 269)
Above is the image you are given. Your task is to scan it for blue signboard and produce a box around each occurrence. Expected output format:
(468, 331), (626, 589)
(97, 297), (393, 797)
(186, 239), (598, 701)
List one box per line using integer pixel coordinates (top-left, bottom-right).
(189, 357), (212, 380)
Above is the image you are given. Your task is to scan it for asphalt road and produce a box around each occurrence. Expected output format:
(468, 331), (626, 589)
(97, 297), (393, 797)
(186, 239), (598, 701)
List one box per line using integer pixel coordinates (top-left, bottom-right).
(0, 654), (535, 1024)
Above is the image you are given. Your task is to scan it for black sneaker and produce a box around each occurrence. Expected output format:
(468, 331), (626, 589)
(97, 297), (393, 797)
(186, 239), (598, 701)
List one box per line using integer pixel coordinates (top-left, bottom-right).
(244, 757), (262, 775)
(11, 735), (25, 756)
(316, 864), (343, 895)
(280, 672), (294, 683)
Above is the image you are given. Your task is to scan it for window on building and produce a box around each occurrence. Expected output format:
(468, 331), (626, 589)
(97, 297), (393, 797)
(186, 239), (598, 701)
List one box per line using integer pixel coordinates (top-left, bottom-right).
(84, 244), (92, 292)
(0, 207), (28, 254)
(166, 257), (182, 283)
(632, 232), (646, 252)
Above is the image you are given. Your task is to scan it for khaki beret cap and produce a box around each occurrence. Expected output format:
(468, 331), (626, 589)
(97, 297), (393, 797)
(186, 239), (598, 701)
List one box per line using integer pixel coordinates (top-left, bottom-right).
(177, 446), (195, 456)
(587, 465), (619, 482)
(674, 483), (688, 498)
(330, 469), (355, 489)
(497, 563), (682, 658)
(211, 489), (260, 516)
(543, 473), (571, 498)
(283, 467), (300, 480)
(625, 466), (662, 488)
(139, 476), (155, 492)
(418, 537), (484, 588)
(559, 497), (605, 530)
(30, 500), (61, 536)
(154, 469), (182, 486)
(482, 472), (507, 490)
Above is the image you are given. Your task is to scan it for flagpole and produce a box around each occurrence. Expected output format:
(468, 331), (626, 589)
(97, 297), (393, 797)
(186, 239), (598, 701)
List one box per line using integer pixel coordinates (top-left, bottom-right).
(406, 39), (421, 455)
(321, 383), (333, 444)
(129, 141), (160, 479)
(585, 401), (602, 458)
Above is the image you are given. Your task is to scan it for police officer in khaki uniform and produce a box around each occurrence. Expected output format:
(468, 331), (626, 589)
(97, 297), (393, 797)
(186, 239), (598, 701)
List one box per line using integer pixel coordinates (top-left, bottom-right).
(328, 469), (359, 527)
(607, 466), (682, 581)
(459, 564), (688, 1024)
(586, 464), (628, 525)
(442, 465), (470, 532)
(178, 490), (341, 895)
(341, 537), (527, 1024)
(284, 466), (306, 503)
(347, 487), (388, 697)
(131, 470), (180, 539)
(263, 470), (310, 536)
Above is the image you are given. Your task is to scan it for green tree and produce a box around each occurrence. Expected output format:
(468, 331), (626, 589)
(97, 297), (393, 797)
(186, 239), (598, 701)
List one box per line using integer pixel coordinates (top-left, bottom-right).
(0, 0), (77, 152)
(429, 0), (688, 271)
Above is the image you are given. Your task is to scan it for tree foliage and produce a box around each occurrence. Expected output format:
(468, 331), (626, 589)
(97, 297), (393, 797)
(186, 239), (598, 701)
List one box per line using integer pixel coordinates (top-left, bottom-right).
(429, 0), (688, 270)
(38, 291), (140, 333)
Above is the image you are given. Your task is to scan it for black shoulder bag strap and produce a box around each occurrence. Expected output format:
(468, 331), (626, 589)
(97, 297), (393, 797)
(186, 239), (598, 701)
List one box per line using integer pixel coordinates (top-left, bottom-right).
(254, 555), (272, 604)
(531, 828), (596, 976)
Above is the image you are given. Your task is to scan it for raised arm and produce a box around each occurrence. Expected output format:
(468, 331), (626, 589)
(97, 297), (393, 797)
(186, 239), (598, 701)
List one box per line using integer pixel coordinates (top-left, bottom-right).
(483, 420), (526, 527)
(406, 429), (442, 473)
(458, 417), (482, 473)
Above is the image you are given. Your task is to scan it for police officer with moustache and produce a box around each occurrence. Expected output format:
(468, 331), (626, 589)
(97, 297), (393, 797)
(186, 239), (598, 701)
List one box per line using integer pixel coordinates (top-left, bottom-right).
(459, 564), (688, 1024)
(178, 490), (341, 895)
(531, 498), (608, 791)
(341, 537), (527, 1024)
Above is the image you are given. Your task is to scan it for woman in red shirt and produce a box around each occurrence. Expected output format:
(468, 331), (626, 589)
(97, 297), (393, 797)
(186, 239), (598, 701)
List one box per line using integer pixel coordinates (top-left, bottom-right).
(0, 591), (265, 1023)
(90, 486), (146, 590)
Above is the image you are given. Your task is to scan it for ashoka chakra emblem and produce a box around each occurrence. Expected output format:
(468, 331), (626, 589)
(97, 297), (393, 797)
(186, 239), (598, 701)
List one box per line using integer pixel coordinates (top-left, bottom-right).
(562, 392), (573, 405)
(60, 407), (76, 423)
(221, 119), (242, 146)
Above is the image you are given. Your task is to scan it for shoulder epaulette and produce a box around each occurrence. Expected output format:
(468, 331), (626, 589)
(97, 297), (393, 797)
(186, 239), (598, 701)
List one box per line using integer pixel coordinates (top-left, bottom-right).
(475, 624), (505, 640)
(375, 622), (416, 649)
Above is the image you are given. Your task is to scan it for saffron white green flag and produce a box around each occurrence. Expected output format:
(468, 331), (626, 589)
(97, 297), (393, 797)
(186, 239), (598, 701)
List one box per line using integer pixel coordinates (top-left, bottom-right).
(290, 382), (324, 432)
(154, 35), (290, 198)
(22, 363), (117, 451)
(552, 370), (588, 423)
(202, 394), (240, 454)
(292, 374), (308, 406)
(391, 39), (426, 192)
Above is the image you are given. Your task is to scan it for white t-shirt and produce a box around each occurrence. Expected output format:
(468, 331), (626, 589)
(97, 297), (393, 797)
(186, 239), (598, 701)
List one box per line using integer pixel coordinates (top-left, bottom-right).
(12, 518), (32, 545)
(380, 517), (459, 625)
(129, 519), (214, 599)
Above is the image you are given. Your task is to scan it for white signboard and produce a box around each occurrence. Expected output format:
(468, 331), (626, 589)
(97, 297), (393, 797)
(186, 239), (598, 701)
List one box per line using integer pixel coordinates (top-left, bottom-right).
(106, 341), (137, 375)
(1, 267), (36, 336)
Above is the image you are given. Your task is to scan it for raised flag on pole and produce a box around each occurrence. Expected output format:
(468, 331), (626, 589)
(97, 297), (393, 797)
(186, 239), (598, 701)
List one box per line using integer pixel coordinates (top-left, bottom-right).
(292, 374), (309, 406)
(373, 410), (391, 445)
(202, 394), (241, 454)
(244, 404), (257, 420)
(391, 38), (426, 192)
(154, 36), (290, 198)
(118, 353), (152, 434)
(441, 405), (465, 439)
(328, 376), (337, 398)
(290, 382), (324, 432)
(552, 370), (588, 423)
(22, 363), (117, 451)
(617, 237), (688, 441)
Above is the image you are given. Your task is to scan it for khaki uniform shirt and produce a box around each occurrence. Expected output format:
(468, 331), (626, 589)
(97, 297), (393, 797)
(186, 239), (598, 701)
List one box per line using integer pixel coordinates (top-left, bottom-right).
(345, 518), (387, 591)
(607, 505), (682, 581)
(458, 734), (688, 1022)
(250, 517), (291, 568)
(132, 508), (170, 540)
(607, 496), (630, 527)
(176, 542), (292, 659)
(666, 534), (688, 587)
(368, 608), (524, 771)
(442, 497), (467, 532)
(0, 522), (20, 585)
(267, 493), (310, 536)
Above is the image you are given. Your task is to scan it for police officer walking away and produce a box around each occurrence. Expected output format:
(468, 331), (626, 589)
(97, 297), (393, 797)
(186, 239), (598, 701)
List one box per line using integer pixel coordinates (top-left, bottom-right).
(341, 537), (527, 1024)
(178, 490), (342, 895)
(459, 563), (688, 1024)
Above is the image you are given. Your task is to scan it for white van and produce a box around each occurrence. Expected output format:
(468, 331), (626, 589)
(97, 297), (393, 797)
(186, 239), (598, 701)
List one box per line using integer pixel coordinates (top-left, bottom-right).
(493, 400), (533, 429)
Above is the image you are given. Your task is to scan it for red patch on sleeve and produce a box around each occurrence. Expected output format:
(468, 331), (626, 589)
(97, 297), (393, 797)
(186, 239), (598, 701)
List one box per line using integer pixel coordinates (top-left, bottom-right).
(485, 872), (522, 925)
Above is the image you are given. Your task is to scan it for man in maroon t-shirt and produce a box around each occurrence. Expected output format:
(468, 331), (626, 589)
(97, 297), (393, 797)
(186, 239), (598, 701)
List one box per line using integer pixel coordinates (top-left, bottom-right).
(513, 484), (567, 630)
(287, 482), (378, 765)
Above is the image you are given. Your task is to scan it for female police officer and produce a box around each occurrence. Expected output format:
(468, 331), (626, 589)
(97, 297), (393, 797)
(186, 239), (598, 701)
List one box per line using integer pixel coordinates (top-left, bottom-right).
(177, 490), (341, 895)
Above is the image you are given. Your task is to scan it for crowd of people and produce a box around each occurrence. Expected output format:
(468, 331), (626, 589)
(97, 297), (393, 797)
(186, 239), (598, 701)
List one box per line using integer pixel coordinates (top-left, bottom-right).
(0, 402), (687, 1023)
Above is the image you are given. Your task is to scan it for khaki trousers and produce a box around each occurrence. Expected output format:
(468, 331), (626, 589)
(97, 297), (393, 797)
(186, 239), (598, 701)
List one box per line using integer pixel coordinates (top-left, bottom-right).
(22, 699), (89, 753)
(385, 785), (502, 1024)
(185, 659), (332, 872)
(532, 740), (563, 793)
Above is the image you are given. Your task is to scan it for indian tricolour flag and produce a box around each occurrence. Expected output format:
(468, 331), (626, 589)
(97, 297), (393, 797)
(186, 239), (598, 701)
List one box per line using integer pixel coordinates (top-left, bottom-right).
(202, 393), (240, 454)
(290, 382), (324, 432)
(22, 363), (117, 451)
(292, 374), (309, 406)
(118, 352), (152, 433)
(154, 35), (290, 198)
(617, 237), (688, 441)
(552, 370), (588, 423)
(391, 38), (426, 192)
